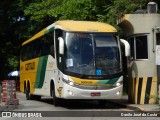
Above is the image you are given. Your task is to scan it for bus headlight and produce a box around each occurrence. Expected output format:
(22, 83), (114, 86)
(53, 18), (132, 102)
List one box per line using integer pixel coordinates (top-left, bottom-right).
(116, 82), (121, 87)
(62, 78), (75, 86)
(113, 80), (123, 87)
(69, 81), (74, 86)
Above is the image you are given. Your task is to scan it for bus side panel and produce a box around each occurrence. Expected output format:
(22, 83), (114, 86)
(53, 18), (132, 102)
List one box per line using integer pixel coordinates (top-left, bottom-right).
(34, 55), (57, 96)
(34, 56), (48, 89)
(20, 58), (39, 93)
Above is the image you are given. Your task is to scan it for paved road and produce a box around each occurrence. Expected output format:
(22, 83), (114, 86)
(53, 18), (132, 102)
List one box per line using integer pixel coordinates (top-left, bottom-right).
(0, 92), (159, 120)
(14, 92), (132, 111)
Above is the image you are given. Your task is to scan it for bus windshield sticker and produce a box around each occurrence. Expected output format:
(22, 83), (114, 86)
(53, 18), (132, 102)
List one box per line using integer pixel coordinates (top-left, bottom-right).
(66, 59), (73, 67)
(96, 70), (102, 75)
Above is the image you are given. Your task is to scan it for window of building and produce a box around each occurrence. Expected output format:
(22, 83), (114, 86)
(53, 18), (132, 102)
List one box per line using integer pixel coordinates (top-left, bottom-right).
(127, 35), (148, 60)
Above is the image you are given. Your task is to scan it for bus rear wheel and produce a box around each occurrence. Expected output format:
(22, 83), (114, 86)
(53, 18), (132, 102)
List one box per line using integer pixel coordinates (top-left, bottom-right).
(52, 86), (59, 106)
(26, 85), (31, 100)
(25, 84), (41, 100)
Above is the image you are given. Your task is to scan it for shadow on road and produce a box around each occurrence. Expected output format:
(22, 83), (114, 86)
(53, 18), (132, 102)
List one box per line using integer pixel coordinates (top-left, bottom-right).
(39, 98), (127, 110)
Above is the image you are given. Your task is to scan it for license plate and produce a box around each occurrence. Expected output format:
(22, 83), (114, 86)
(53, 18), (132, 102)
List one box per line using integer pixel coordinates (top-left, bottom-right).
(91, 92), (101, 96)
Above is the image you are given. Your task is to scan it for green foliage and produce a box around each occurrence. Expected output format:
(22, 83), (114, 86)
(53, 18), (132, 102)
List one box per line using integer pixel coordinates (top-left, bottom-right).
(24, 0), (96, 21)
(103, 0), (150, 25)
(23, 0), (151, 26)
(0, 0), (25, 79)
(7, 56), (19, 71)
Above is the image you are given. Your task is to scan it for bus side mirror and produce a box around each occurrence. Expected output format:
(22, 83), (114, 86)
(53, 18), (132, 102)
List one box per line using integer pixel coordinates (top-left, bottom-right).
(58, 37), (64, 55)
(120, 39), (130, 57)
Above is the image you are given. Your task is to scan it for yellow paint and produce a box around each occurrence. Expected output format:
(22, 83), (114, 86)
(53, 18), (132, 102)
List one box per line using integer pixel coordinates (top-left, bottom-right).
(140, 77), (147, 104)
(135, 77), (139, 104)
(22, 20), (117, 46)
(129, 76), (158, 104)
(149, 77), (157, 104)
(22, 28), (47, 45)
(55, 20), (117, 32)
(20, 58), (39, 94)
(124, 14), (131, 21)
(129, 78), (137, 103)
(70, 76), (99, 85)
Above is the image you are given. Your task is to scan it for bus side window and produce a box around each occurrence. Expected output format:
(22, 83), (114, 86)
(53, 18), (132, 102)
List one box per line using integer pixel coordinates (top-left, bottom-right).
(21, 45), (27, 61)
(41, 39), (46, 56)
(34, 41), (41, 58)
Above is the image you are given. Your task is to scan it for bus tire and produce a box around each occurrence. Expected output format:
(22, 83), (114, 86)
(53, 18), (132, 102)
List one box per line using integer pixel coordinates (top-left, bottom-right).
(26, 85), (31, 100)
(52, 85), (59, 106)
(26, 82), (34, 100)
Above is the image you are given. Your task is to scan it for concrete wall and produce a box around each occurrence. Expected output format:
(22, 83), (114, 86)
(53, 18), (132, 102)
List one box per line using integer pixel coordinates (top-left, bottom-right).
(118, 14), (160, 104)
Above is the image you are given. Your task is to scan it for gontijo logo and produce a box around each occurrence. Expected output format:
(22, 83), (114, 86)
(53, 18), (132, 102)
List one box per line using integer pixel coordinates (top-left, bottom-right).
(25, 62), (35, 70)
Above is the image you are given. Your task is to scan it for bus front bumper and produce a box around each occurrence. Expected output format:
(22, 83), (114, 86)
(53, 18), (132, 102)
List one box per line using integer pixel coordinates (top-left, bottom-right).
(61, 84), (123, 100)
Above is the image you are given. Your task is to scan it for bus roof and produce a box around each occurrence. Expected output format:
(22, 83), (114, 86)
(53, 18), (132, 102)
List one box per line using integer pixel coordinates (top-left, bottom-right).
(55, 20), (117, 32)
(22, 20), (117, 45)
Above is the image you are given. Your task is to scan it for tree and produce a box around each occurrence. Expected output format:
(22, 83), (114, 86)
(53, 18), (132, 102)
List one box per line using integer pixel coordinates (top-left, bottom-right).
(23, 0), (153, 26)
(0, 0), (28, 80)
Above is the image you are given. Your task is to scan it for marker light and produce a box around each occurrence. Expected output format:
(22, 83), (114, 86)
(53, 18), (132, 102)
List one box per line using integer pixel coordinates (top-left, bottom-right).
(116, 82), (121, 87)
(113, 80), (123, 87)
(69, 81), (74, 86)
(116, 91), (120, 95)
(62, 78), (75, 86)
(68, 91), (73, 96)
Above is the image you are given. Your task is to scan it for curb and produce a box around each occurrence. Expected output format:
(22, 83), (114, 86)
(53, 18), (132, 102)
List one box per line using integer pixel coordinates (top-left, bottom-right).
(109, 100), (160, 116)
(108, 100), (142, 111)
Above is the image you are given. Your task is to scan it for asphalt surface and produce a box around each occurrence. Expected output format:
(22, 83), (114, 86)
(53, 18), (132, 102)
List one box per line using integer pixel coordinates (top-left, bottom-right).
(1, 92), (160, 112)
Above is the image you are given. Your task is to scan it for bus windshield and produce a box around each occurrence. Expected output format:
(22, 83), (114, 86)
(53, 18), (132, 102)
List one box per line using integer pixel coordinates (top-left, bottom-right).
(64, 32), (121, 76)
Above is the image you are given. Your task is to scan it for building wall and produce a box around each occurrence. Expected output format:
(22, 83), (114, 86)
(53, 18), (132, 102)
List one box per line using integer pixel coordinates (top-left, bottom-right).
(118, 14), (160, 104)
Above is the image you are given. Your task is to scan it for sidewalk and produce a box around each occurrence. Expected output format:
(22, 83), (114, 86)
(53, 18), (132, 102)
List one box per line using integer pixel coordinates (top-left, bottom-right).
(0, 101), (6, 111)
(0, 101), (18, 112)
(109, 95), (160, 112)
(0, 93), (18, 111)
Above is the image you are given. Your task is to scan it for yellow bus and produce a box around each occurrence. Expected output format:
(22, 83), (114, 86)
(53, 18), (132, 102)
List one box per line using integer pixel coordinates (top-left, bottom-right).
(20, 20), (129, 106)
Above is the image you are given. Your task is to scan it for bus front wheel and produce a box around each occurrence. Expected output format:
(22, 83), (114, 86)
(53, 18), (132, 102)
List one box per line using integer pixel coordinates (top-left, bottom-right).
(52, 86), (59, 106)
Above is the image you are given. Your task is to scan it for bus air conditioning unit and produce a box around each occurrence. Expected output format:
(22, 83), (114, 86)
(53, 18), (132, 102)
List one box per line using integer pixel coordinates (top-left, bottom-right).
(147, 2), (158, 14)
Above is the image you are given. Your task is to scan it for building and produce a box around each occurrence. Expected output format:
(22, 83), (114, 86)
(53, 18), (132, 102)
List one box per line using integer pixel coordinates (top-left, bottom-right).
(117, 2), (160, 104)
